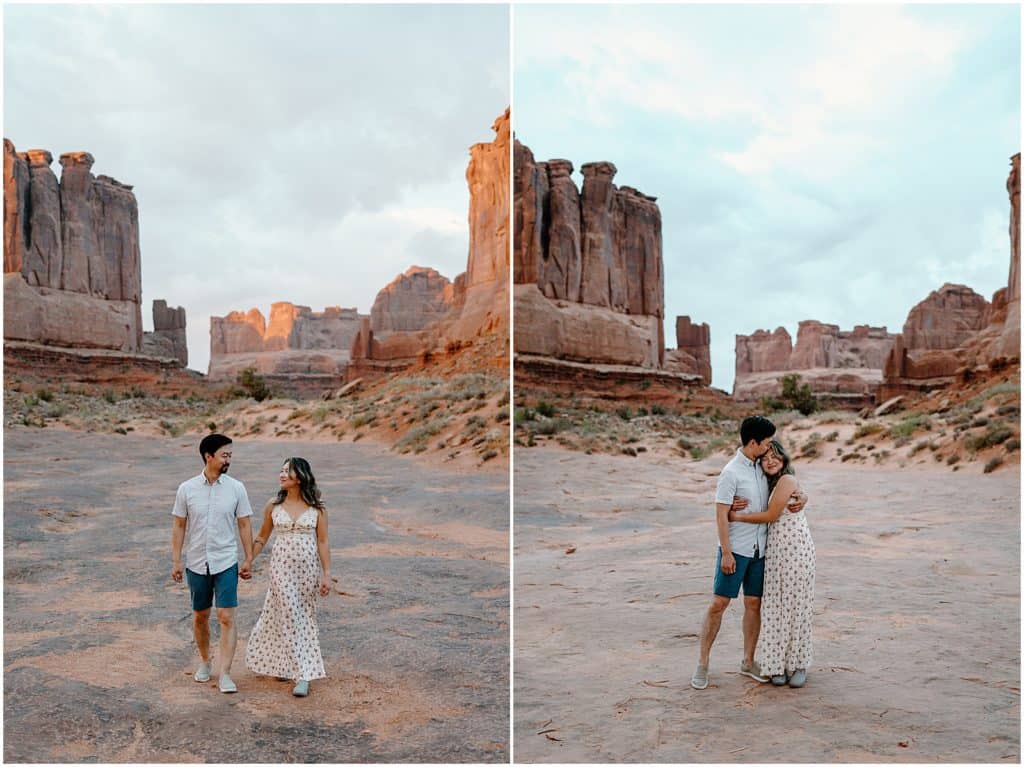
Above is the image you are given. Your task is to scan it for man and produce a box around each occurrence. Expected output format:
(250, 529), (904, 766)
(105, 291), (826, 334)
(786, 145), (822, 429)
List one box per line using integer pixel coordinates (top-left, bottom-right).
(690, 415), (804, 690)
(171, 434), (254, 693)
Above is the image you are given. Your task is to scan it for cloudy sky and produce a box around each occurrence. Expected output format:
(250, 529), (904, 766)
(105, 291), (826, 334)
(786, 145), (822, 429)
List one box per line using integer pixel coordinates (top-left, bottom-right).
(4, 4), (508, 372)
(515, 4), (1020, 392)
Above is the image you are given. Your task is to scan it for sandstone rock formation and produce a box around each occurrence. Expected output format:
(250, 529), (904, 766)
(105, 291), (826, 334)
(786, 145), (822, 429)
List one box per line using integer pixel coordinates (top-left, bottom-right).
(733, 322), (896, 401)
(3, 140), (144, 353)
(141, 300), (188, 366)
(513, 139), (666, 370)
(370, 266), (455, 334)
(880, 153), (1021, 399)
(664, 316), (711, 385)
(208, 303), (366, 390)
(349, 109), (511, 381)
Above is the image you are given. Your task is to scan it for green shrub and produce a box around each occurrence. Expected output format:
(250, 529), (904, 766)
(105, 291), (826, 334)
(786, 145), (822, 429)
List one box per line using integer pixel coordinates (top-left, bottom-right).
(238, 367), (271, 402)
(780, 374), (817, 416)
(1005, 438), (1020, 452)
(965, 425), (1014, 452)
(651, 404), (667, 416)
(536, 401), (556, 418)
(890, 413), (931, 440)
(853, 422), (884, 439)
(616, 407), (632, 421)
(984, 456), (1005, 473)
(36, 388), (54, 402)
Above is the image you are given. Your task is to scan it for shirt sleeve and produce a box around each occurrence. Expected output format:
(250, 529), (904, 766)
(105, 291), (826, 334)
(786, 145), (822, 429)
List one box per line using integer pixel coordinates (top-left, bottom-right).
(714, 469), (737, 506)
(235, 483), (254, 518)
(172, 482), (188, 518)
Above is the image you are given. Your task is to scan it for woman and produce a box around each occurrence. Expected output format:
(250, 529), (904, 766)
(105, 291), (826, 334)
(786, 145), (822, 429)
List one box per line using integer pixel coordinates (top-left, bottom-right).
(729, 439), (815, 688)
(246, 457), (331, 697)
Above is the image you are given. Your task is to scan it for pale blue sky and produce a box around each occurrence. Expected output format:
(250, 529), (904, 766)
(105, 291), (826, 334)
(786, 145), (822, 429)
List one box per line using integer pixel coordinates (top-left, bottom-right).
(515, 4), (1020, 392)
(5, 4), (509, 373)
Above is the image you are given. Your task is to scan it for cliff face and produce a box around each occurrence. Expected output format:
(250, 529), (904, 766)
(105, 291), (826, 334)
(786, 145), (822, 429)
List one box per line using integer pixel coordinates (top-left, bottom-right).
(370, 266), (455, 334)
(349, 109), (511, 380)
(733, 322), (896, 400)
(881, 153), (1021, 398)
(513, 139), (666, 369)
(141, 300), (188, 366)
(665, 316), (712, 385)
(3, 139), (149, 354)
(208, 302), (366, 383)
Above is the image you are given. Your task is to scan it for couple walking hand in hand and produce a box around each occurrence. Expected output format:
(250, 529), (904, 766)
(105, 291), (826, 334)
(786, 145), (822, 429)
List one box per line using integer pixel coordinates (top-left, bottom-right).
(170, 434), (330, 697)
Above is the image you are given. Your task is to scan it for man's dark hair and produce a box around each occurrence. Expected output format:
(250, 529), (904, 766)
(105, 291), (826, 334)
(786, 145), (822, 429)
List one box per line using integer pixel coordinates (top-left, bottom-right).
(199, 433), (232, 462)
(739, 415), (776, 446)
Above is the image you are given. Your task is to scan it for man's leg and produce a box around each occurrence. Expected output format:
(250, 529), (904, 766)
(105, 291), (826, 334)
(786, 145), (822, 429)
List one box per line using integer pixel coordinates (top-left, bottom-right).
(698, 595), (731, 666)
(742, 595), (761, 665)
(193, 608), (212, 662)
(216, 607), (237, 675)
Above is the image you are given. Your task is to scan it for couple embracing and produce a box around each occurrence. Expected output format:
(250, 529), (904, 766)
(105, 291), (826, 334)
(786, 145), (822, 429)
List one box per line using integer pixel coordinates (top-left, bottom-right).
(691, 415), (817, 690)
(170, 434), (330, 698)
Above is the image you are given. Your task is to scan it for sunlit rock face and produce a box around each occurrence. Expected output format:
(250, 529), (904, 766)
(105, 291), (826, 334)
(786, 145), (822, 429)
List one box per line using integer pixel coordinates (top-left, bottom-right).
(370, 266), (455, 335)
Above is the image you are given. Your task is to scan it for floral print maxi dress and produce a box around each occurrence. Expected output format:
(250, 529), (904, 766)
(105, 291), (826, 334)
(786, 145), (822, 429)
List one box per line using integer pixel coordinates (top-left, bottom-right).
(245, 506), (326, 681)
(756, 506), (815, 677)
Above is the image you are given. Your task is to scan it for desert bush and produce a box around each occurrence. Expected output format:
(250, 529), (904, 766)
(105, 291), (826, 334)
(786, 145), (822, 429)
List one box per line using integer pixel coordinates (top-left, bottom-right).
(514, 408), (536, 425)
(965, 425), (1014, 452)
(853, 422), (884, 439)
(616, 407), (632, 421)
(481, 449), (498, 462)
(890, 413), (931, 440)
(496, 408), (509, 423)
(36, 388), (54, 403)
(1005, 438), (1020, 452)
(996, 404), (1020, 417)
(238, 367), (271, 402)
(394, 417), (449, 454)
(984, 456), (1005, 473)
(536, 401), (556, 418)
(946, 454), (960, 465)
(780, 374), (817, 416)
(825, 431), (839, 442)
(651, 404), (667, 416)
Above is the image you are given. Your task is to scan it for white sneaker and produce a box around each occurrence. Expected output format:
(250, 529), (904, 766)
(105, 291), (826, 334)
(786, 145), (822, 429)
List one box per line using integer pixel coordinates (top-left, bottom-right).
(194, 660), (212, 683)
(219, 673), (238, 693)
(292, 679), (309, 697)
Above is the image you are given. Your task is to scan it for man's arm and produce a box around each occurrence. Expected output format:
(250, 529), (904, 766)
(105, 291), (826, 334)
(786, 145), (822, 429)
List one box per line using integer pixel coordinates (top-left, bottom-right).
(171, 515), (187, 582)
(715, 502), (735, 574)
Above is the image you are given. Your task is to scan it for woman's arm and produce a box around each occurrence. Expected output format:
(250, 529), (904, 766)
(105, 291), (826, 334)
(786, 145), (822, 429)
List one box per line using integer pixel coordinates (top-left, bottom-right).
(729, 475), (800, 524)
(316, 508), (331, 596)
(251, 500), (276, 559)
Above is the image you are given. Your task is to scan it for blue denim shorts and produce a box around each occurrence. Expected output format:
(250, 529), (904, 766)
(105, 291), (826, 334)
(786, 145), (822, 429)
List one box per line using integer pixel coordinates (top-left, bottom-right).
(712, 549), (765, 599)
(185, 563), (238, 611)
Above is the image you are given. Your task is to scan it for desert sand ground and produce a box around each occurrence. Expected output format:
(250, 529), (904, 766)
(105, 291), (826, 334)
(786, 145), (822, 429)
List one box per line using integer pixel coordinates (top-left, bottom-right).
(4, 428), (509, 763)
(514, 446), (1019, 763)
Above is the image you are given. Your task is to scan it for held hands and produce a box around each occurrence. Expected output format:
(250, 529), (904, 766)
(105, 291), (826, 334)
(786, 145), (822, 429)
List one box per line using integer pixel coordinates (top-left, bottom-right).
(319, 574), (331, 597)
(239, 559), (253, 580)
(171, 562), (184, 583)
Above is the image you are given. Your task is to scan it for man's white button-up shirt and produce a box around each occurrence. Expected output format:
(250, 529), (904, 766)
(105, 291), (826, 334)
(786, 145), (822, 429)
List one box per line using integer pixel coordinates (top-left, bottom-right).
(714, 448), (769, 558)
(172, 472), (253, 575)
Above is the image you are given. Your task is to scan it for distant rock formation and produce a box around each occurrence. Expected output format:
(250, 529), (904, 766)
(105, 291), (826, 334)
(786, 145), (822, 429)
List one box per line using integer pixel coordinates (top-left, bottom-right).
(665, 316), (711, 385)
(208, 302), (366, 389)
(371, 266), (455, 334)
(513, 140), (670, 371)
(881, 153), (1021, 398)
(733, 322), (896, 401)
(3, 139), (154, 355)
(141, 300), (188, 366)
(349, 109), (510, 380)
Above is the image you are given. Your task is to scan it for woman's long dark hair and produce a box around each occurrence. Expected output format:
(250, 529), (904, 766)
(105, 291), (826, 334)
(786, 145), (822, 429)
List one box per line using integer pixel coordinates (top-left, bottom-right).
(276, 457), (326, 511)
(763, 439), (796, 495)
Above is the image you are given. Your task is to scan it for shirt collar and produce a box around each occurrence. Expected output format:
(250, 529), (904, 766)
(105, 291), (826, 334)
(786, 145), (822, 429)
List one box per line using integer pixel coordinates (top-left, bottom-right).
(736, 448), (757, 467)
(200, 472), (223, 485)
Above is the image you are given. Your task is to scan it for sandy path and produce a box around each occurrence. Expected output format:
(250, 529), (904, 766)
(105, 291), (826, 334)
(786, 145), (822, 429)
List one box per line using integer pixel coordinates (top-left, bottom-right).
(514, 447), (1019, 762)
(4, 428), (508, 763)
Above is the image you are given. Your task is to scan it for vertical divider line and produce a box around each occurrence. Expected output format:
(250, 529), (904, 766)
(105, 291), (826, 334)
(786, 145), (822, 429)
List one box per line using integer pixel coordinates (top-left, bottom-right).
(507, 2), (516, 763)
